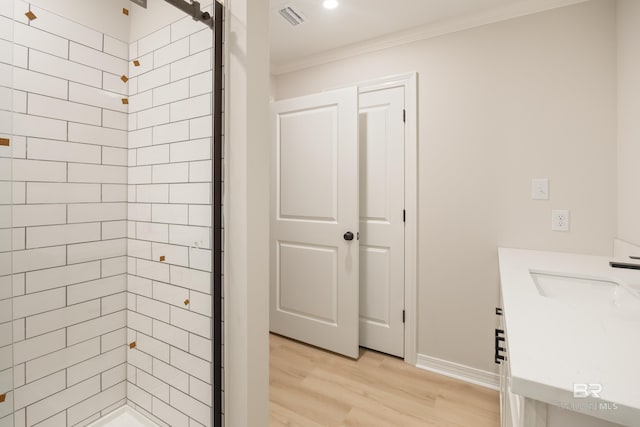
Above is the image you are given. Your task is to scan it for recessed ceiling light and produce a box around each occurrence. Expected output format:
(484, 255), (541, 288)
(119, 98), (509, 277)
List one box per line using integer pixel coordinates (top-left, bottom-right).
(323, 0), (338, 10)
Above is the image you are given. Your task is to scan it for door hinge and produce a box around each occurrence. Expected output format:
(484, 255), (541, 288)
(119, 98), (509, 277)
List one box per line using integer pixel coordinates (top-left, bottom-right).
(403, 109), (406, 123)
(402, 310), (405, 323)
(403, 209), (406, 223)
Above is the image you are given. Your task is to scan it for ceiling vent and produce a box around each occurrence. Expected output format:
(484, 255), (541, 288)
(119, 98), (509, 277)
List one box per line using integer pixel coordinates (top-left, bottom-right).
(279, 5), (305, 26)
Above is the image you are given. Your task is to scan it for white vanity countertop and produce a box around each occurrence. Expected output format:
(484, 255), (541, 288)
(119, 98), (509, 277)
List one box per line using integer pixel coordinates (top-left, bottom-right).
(498, 248), (640, 426)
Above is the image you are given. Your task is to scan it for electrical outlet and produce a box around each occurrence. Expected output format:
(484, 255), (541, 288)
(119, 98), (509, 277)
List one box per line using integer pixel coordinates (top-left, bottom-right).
(552, 210), (570, 232)
(532, 178), (549, 200)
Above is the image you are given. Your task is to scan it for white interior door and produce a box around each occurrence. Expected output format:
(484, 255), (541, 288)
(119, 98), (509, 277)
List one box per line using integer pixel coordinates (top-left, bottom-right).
(270, 87), (360, 359)
(359, 86), (405, 358)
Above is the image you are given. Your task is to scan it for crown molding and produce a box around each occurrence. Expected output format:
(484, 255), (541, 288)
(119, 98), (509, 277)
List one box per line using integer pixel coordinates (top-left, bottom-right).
(271, 0), (589, 75)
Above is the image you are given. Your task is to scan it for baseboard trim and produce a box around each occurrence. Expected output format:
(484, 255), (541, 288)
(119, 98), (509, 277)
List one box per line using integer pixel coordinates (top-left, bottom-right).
(416, 354), (500, 391)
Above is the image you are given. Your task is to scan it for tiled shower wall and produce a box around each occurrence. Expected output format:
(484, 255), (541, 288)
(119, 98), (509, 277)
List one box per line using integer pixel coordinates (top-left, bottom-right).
(126, 13), (215, 427)
(0, 1), (15, 426)
(1, 2), (130, 426)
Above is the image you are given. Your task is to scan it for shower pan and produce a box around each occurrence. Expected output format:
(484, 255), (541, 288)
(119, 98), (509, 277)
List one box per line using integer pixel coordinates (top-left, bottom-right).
(0, 0), (224, 425)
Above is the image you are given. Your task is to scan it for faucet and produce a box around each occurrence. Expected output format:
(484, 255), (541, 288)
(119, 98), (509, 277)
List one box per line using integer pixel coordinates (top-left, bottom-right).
(610, 256), (640, 270)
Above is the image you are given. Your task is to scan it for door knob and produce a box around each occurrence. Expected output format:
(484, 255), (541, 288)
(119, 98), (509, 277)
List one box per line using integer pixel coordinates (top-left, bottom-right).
(343, 232), (354, 241)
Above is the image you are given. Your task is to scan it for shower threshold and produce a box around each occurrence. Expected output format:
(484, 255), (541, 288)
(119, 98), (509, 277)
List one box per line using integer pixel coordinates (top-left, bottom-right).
(86, 406), (159, 427)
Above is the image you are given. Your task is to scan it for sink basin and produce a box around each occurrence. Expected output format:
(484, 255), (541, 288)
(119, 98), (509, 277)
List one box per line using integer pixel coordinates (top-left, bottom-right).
(530, 271), (640, 319)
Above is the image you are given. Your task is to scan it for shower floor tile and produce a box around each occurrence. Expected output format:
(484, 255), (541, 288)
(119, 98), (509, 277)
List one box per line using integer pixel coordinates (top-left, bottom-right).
(86, 406), (159, 427)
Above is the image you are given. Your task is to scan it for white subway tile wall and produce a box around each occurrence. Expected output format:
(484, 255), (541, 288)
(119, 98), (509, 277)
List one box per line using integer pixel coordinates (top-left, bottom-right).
(2, 3), (220, 426)
(127, 9), (217, 427)
(2, 3), (130, 426)
(0, 2), (13, 425)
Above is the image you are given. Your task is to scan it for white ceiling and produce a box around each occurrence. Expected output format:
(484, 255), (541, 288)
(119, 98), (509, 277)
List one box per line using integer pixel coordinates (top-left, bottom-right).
(270, 0), (587, 73)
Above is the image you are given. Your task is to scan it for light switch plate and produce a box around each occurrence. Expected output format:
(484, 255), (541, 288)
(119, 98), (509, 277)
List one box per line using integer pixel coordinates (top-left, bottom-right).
(532, 178), (549, 200)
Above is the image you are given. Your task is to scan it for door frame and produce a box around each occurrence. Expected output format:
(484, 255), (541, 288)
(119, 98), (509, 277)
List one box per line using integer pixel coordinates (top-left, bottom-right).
(271, 72), (419, 365)
(340, 72), (418, 365)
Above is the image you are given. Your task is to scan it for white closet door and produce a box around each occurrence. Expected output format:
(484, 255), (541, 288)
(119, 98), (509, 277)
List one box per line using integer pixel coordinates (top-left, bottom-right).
(270, 87), (360, 359)
(359, 86), (405, 357)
